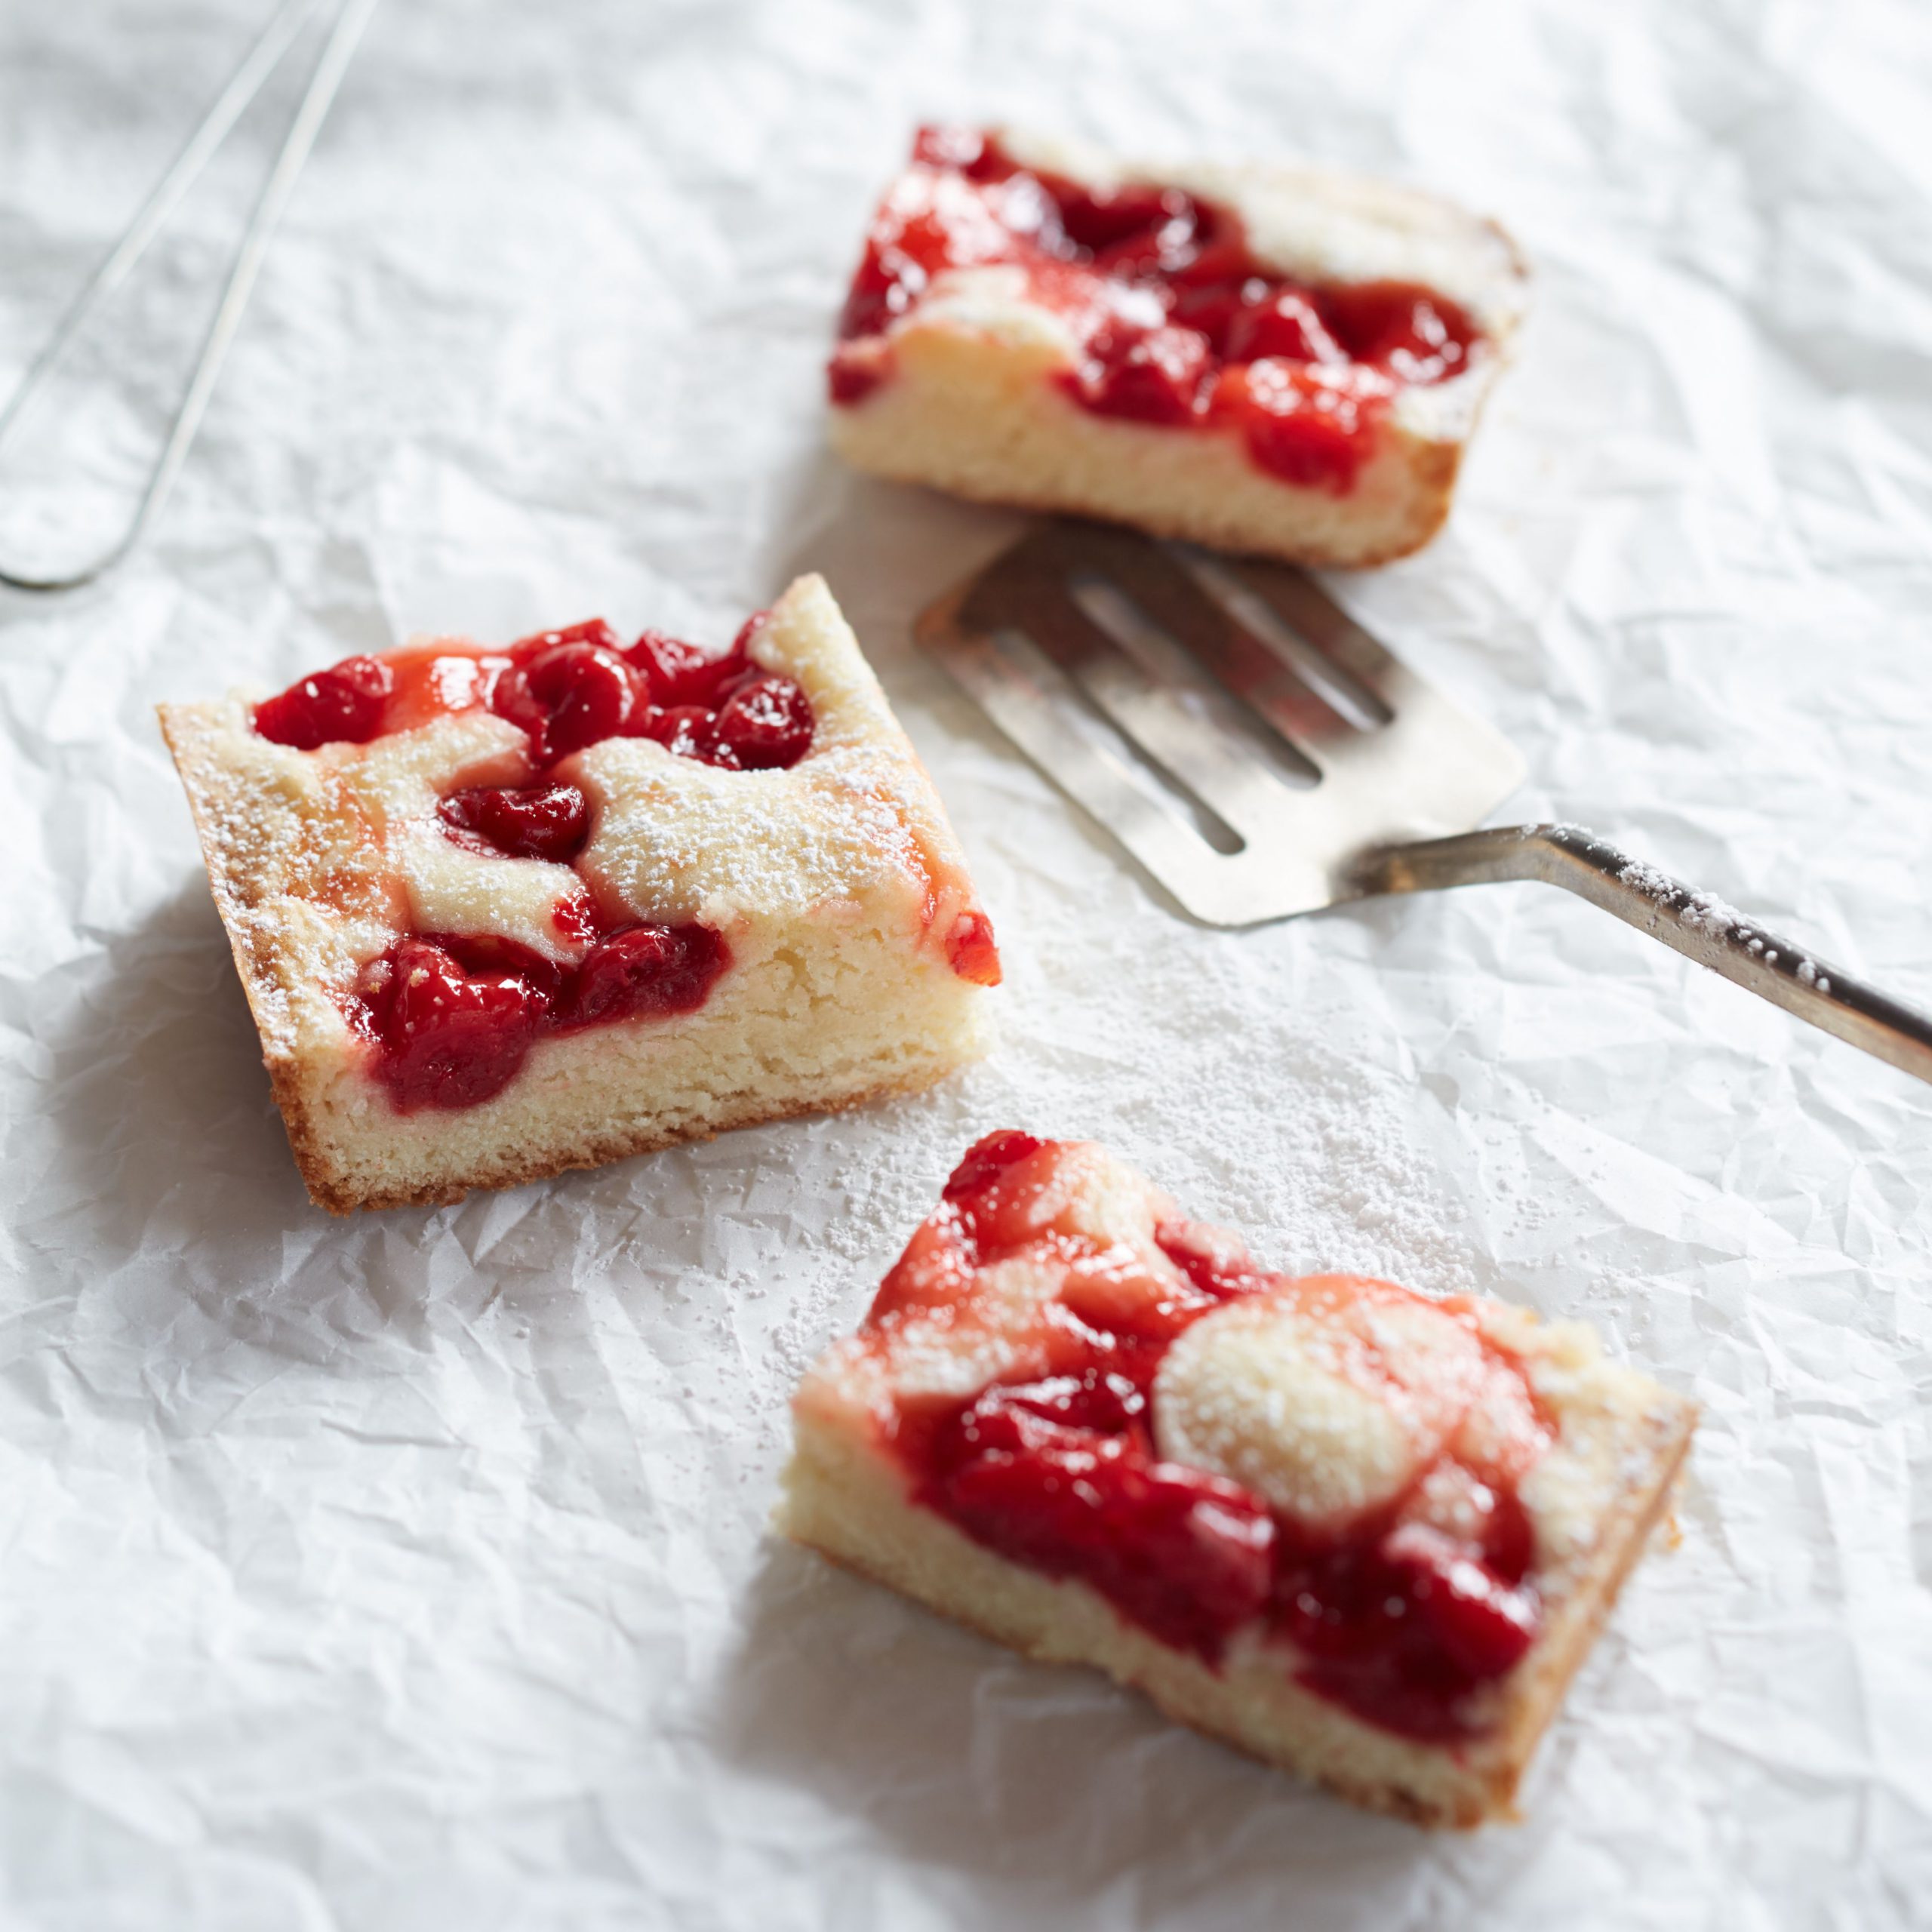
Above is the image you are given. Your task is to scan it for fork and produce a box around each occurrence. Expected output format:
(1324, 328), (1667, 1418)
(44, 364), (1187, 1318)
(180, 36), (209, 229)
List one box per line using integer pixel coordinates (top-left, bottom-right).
(916, 521), (1932, 1089)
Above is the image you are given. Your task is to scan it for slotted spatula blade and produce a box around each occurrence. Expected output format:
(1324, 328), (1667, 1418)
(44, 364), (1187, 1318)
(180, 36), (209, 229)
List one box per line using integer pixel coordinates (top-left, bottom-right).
(917, 520), (1932, 1088)
(918, 520), (1524, 927)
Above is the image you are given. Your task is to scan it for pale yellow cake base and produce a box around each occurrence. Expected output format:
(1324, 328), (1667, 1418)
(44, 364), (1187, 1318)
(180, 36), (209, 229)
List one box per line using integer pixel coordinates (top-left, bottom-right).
(259, 928), (989, 1213)
(830, 321), (1469, 570)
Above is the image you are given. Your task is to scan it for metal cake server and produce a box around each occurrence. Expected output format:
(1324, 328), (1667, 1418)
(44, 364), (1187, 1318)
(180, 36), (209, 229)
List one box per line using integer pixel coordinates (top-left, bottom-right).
(917, 519), (1932, 1088)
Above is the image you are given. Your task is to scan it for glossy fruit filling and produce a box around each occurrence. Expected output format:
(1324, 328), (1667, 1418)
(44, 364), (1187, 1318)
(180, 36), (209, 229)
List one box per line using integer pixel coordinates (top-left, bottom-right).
(830, 126), (1481, 494)
(869, 1132), (1547, 1742)
(251, 614), (815, 773)
(350, 918), (731, 1113)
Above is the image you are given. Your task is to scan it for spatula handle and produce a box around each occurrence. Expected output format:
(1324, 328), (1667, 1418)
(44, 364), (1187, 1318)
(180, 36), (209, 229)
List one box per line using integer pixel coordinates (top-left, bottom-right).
(1357, 823), (1932, 1088)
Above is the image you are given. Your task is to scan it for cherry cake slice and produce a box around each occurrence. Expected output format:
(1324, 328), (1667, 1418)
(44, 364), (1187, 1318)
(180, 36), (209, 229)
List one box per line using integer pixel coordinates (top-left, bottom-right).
(159, 575), (1000, 1212)
(780, 1133), (1696, 1828)
(828, 128), (1530, 568)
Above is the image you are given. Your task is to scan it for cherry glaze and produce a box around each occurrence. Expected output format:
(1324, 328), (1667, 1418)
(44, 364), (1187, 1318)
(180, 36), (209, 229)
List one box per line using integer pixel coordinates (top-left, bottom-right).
(870, 1132), (1546, 1740)
(351, 913), (731, 1114)
(438, 783), (592, 865)
(830, 128), (1481, 494)
(253, 612), (814, 775)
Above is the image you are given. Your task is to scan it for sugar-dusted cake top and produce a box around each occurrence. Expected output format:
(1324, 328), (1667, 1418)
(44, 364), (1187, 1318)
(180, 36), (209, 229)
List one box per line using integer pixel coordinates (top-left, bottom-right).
(801, 1131), (1688, 1741)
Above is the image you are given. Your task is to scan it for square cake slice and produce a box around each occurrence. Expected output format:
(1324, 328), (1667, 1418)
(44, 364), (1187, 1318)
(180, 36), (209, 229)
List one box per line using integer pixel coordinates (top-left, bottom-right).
(780, 1132), (1696, 1828)
(827, 126), (1530, 568)
(159, 575), (999, 1213)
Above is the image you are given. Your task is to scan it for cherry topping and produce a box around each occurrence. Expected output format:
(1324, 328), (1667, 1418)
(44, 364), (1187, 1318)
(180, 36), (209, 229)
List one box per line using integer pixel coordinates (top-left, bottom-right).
(438, 783), (591, 864)
(625, 629), (715, 706)
(567, 922), (730, 1028)
(920, 1379), (1275, 1662)
(878, 1132), (1552, 1738)
(943, 1128), (1043, 1202)
(491, 641), (645, 766)
(827, 348), (889, 407)
(348, 919), (732, 1111)
(1223, 288), (1344, 367)
(511, 618), (623, 657)
(711, 673), (816, 770)
(1278, 1515), (1540, 1740)
(254, 654), (395, 750)
(429, 930), (569, 1004)
(1067, 319), (1214, 425)
(1320, 282), (1475, 384)
(945, 909), (1001, 986)
(1235, 360), (1392, 494)
(1058, 182), (1202, 261)
(357, 937), (548, 1112)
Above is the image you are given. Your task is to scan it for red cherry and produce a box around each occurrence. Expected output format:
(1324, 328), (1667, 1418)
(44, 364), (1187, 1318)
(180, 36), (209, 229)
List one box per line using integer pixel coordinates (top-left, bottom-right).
(649, 704), (720, 761)
(506, 618), (623, 660)
(428, 931), (568, 1004)
(1069, 320), (1213, 425)
(728, 611), (772, 659)
(838, 242), (904, 340)
(358, 937), (548, 1112)
(491, 641), (645, 765)
(942, 1129), (1044, 1202)
(254, 654), (395, 749)
(710, 673), (814, 770)
(1318, 281), (1476, 385)
(828, 347), (889, 406)
(567, 922), (730, 1027)
(1223, 288), (1344, 366)
(1383, 1524), (1539, 1680)
(1164, 275), (1264, 355)
(624, 629), (712, 705)
(1051, 181), (1205, 266)
(964, 1372), (1148, 1443)
(437, 783), (591, 865)
(933, 1429), (1275, 1661)
(1235, 359), (1389, 494)
(945, 909), (1001, 986)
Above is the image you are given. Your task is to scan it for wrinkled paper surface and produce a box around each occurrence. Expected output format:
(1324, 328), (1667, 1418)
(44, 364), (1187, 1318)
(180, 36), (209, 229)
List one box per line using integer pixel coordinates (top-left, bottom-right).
(3, 1), (1931, 1925)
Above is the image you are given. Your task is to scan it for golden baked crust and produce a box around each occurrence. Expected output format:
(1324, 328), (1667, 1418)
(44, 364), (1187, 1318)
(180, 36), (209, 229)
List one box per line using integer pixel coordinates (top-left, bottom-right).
(160, 576), (997, 1213)
(828, 131), (1530, 569)
(778, 1140), (1697, 1828)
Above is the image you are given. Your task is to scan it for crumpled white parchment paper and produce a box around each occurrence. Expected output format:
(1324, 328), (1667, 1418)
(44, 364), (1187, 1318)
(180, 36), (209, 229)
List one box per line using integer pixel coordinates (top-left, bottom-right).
(2, 1), (1930, 1926)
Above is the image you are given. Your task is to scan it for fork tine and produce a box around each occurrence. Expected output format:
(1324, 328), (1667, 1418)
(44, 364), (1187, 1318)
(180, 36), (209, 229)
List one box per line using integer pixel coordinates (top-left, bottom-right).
(1048, 524), (1361, 757)
(961, 540), (1301, 838)
(918, 522), (1527, 928)
(915, 592), (1235, 894)
(1223, 555), (1410, 703)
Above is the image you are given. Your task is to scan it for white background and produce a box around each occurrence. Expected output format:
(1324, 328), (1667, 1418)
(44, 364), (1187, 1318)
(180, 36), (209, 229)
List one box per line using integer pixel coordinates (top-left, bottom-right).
(3, 2), (1930, 1926)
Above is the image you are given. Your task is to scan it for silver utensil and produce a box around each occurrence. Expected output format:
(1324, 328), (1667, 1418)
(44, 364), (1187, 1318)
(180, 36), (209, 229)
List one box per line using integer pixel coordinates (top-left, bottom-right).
(917, 519), (1932, 1088)
(0, 0), (380, 593)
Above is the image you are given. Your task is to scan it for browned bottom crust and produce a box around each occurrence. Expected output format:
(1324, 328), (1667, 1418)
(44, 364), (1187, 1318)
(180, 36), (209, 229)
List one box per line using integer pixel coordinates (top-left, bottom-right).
(278, 1059), (961, 1214)
(859, 432), (1463, 571)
